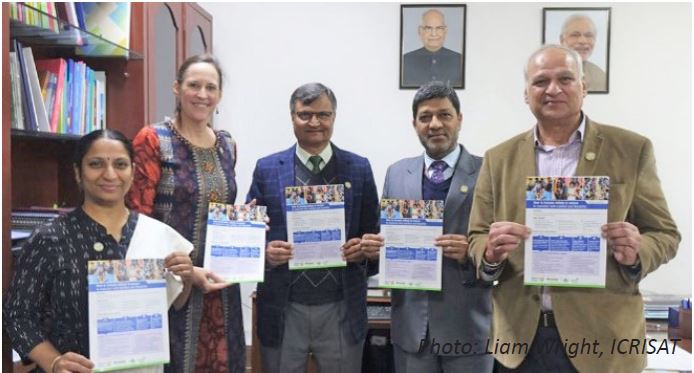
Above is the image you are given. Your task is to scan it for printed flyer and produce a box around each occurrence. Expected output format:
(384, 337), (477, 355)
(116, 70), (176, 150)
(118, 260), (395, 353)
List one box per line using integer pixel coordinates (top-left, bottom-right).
(378, 198), (444, 291)
(524, 176), (609, 287)
(286, 184), (346, 270)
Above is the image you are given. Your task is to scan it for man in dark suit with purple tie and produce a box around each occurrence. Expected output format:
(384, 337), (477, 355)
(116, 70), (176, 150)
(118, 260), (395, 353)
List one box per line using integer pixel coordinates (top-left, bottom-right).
(361, 81), (492, 372)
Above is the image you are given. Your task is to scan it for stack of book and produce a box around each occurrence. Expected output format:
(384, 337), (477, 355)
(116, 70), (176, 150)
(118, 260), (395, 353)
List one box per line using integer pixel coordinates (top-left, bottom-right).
(9, 2), (133, 135)
(9, 42), (107, 135)
(8, 2), (61, 33)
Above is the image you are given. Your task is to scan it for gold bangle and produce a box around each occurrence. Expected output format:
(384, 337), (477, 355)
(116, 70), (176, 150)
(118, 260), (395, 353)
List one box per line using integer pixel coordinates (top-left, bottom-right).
(49, 355), (62, 373)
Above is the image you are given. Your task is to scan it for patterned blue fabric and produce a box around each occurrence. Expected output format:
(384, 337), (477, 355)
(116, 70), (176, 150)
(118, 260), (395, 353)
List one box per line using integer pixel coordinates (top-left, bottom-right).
(246, 143), (380, 347)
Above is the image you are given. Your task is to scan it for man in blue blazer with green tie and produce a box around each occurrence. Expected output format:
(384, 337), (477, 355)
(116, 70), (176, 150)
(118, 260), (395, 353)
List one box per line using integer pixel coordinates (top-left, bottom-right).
(247, 82), (379, 373)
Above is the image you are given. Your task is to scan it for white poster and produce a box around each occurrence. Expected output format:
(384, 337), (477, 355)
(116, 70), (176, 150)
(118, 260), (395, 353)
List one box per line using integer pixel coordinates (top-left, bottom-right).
(524, 176), (609, 288)
(88, 259), (169, 372)
(203, 203), (267, 283)
(378, 199), (444, 291)
(286, 185), (346, 270)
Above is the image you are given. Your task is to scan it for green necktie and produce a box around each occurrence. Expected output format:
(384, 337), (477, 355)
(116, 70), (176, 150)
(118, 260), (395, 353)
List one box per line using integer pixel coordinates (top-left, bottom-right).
(308, 155), (322, 174)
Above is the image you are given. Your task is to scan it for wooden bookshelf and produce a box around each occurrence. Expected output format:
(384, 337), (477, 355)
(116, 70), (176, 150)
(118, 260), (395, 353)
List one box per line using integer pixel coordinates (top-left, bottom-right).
(3, 4), (12, 372)
(2, 3), (212, 371)
(7, 2), (147, 208)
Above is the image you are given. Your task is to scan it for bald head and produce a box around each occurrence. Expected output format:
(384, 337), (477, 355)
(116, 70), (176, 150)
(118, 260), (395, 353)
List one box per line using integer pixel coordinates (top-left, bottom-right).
(560, 14), (597, 61)
(422, 9), (445, 23)
(524, 45), (583, 82)
(418, 9), (448, 52)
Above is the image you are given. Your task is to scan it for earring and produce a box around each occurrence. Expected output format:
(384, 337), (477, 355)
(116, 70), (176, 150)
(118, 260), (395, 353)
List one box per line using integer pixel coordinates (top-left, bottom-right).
(216, 108), (219, 115)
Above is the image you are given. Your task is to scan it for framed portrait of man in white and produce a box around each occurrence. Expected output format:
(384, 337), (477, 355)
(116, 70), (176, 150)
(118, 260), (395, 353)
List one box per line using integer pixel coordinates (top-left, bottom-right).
(400, 4), (466, 89)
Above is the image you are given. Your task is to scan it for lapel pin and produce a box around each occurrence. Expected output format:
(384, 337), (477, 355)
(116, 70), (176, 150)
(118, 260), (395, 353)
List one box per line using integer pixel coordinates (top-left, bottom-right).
(345, 181), (352, 189)
(93, 242), (104, 252)
(585, 152), (596, 161)
(460, 185), (469, 193)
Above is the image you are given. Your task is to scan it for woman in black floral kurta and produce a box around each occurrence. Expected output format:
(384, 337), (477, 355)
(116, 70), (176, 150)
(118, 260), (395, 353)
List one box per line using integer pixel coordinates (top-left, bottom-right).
(3, 129), (193, 373)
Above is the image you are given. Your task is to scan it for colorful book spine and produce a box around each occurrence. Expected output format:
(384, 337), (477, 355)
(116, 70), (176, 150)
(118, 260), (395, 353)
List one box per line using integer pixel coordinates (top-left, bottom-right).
(22, 46), (51, 132)
(57, 2), (83, 45)
(42, 72), (57, 122)
(12, 39), (108, 135)
(10, 3), (60, 33)
(9, 52), (25, 130)
(94, 71), (107, 130)
(65, 58), (74, 134)
(14, 40), (38, 131)
(72, 61), (85, 135)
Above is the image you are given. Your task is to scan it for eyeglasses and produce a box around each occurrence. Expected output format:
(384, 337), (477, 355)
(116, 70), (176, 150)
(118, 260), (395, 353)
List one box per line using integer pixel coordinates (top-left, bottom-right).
(294, 111), (333, 122)
(420, 26), (447, 34)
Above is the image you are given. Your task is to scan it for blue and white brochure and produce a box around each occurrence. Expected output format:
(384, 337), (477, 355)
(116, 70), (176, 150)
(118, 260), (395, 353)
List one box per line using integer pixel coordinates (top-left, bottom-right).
(87, 259), (169, 372)
(203, 202), (267, 283)
(286, 184), (346, 270)
(378, 198), (444, 291)
(524, 176), (609, 288)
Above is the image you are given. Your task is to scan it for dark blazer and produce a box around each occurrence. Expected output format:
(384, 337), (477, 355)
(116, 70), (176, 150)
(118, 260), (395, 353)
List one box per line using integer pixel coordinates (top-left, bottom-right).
(402, 47), (463, 87)
(382, 144), (491, 354)
(247, 143), (380, 347)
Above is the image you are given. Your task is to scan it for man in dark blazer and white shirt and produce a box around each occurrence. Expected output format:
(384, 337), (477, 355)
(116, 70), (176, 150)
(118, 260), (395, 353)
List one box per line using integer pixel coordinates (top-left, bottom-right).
(362, 81), (492, 372)
(247, 83), (379, 373)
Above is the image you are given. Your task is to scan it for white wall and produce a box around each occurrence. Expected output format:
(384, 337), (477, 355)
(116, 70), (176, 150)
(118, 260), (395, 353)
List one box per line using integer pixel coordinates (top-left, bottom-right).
(202, 2), (692, 345)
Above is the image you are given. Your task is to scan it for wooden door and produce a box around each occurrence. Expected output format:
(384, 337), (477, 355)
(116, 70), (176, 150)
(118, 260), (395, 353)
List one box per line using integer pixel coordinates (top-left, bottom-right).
(184, 3), (213, 57)
(146, 3), (183, 124)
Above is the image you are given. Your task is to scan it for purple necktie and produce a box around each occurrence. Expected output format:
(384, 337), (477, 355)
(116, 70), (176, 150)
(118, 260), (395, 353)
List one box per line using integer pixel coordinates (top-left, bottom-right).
(429, 160), (448, 184)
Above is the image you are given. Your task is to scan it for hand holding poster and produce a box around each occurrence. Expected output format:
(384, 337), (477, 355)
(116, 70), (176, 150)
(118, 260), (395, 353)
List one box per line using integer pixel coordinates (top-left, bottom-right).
(88, 259), (169, 372)
(524, 176), (609, 287)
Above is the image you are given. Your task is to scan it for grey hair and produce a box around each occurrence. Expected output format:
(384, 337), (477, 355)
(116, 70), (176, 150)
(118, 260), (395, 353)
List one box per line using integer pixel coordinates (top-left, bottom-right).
(560, 14), (597, 37)
(523, 44), (584, 81)
(289, 83), (337, 113)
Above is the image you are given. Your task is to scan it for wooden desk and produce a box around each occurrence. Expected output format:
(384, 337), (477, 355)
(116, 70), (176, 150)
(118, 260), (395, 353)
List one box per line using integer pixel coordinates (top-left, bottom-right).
(647, 319), (692, 354)
(250, 292), (392, 373)
(667, 327), (692, 354)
